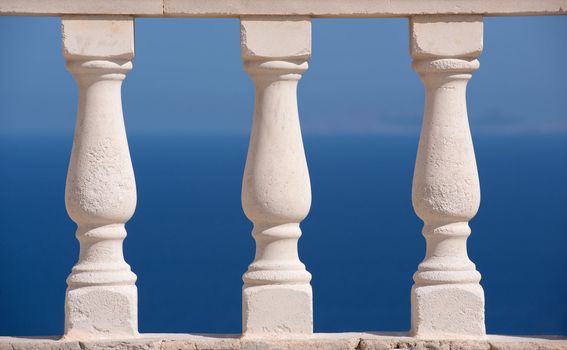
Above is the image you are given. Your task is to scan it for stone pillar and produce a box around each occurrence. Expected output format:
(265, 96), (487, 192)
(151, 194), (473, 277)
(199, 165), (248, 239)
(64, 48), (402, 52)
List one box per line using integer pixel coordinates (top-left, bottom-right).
(409, 16), (486, 338)
(62, 16), (138, 340)
(240, 17), (313, 337)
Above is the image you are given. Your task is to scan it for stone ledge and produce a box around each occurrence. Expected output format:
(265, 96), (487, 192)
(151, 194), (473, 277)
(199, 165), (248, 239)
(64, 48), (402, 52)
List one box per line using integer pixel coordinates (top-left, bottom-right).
(164, 0), (567, 18)
(0, 0), (163, 16)
(1, 0), (567, 17)
(1, 333), (566, 350)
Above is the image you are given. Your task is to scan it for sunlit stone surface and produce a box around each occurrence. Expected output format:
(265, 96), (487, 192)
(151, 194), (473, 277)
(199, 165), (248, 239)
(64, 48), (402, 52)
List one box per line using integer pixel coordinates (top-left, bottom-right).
(240, 17), (313, 337)
(410, 15), (486, 339)
(62, 16), (138, 340)
(1, 334), (566, 350)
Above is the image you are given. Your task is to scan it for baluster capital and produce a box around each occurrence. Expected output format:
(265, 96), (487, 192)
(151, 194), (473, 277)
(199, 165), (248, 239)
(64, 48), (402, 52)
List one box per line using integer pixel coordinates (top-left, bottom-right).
(62, 16), (134, 60)
(62, 17), (134, 83)
(410, 15), (483, 60)
(410, 16), (483, 83)
(240, 17), (311, 62)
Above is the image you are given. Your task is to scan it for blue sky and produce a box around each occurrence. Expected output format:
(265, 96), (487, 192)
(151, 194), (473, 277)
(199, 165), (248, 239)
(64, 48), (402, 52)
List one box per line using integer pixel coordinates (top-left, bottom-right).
(0, 16), (566, 135)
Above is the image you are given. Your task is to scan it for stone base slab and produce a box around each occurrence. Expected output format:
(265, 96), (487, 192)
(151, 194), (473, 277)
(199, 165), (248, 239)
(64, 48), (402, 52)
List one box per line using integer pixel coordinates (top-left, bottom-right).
(64, 285), (138, 340)
(243, 284), (313, 336)
(1, 333), (566, 350)
(411, 284), (485, 338)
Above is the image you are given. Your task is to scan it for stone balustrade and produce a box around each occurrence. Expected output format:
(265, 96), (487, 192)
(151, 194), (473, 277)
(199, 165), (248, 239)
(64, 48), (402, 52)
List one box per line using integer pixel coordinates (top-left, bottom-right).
(1, 1), (566, 349)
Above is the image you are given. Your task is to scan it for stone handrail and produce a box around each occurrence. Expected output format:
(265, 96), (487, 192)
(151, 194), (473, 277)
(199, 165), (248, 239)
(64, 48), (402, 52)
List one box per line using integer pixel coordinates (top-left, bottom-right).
(1, 0), (567, 16)
(1, 1), (566, 349)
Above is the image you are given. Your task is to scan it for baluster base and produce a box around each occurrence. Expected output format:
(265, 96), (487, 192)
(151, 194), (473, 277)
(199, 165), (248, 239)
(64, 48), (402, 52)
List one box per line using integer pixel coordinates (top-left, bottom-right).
(242, 284), (312, 336)
(64, 285), (138, 340)
(411, 284), (485, 339)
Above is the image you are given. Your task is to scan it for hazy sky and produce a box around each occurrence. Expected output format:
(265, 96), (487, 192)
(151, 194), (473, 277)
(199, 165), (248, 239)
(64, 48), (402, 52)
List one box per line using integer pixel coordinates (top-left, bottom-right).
(0, 16), (566, 135)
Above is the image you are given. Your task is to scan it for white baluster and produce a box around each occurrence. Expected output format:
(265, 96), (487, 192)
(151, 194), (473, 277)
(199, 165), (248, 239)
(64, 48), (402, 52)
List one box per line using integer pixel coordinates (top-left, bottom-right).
(240, 17), (313, 337)
(409, 15), (485, 338)
(62, 16), (138, 340)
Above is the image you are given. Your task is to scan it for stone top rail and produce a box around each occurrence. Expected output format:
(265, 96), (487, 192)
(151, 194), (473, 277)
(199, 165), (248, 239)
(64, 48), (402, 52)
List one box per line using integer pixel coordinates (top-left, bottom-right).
(1, 0), (567, 17)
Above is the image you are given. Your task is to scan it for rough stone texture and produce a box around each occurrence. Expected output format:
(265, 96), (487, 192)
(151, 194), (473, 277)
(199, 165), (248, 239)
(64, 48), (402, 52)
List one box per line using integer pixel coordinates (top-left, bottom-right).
(0, 337), (82, 350)
(0, 0), (162, 16)
(409, 16), (485, 339)
(80, 337), (163, 350)
(62, 16), (138, 341)
(242, 285), (313, 336)
(164, 0), (567, 17)
(62, 16), (134, 59)
(240, 18), (313, 337)
(410, 16), (483, 59)
(1, 335), (566, 350)
(161, 335), (240, 350)
(240, 17), (310, 60)
(65, 285), (138, 340)
(411, 285), (485, 339)
(2, 0), (567, 17)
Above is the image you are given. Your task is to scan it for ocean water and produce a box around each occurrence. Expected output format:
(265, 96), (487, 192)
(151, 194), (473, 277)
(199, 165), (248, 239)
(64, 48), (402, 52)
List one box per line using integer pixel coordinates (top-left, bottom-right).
(0, 133), (566, 336)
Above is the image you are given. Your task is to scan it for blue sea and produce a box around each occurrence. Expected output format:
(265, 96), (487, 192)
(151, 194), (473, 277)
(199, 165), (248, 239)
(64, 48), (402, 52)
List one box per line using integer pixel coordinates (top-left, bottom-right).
(0, 134), (566, 336)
